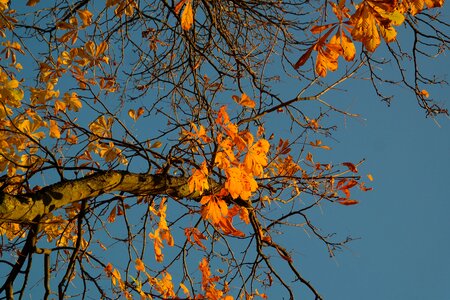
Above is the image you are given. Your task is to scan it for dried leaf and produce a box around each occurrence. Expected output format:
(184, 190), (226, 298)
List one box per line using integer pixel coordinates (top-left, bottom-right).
(342, 162), (358, 173)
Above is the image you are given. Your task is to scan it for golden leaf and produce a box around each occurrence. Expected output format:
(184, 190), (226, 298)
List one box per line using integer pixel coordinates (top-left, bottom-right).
(49, 120), (61, 139)
(180, 283), (190, 297)
(188, 161), (209, 194)
(181, 1), (194, 31)
(200, 194), (228, 225)
(78, 9), (93, 27)
(232, 93), (256, 108)
(135, 258), (145, 272)
(89, 116), (113, 138)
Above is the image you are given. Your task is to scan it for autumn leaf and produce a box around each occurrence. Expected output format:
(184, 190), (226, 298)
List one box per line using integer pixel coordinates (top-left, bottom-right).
(200, 194), (228, 225)
(89, 116), (113, 138)
(350, 1), (405, 52)
(243, 139), (270, 176)
(232, 93), (256, 108)
(78, 9), (93, 27)
(26, 0), (40, 6)
(400, 0), (444, 15)
(215, 105), (230, 126)
(294, 47), (314, 69)
(225, 166), (258, 200)
(182, 123), (212, 143)
(310, 139), (331, 150)
(107, 206), (116, 223)
(63, 92), (82, 112)
(338, 199), (359, 206)
(180, 282), (190, 297)
(420, 89), (429, 98)
(199, 257), (220, 291)
(57, 17), (79, 44)
(188, 161), (209, 194)
(128, 107), (145, 121)
(148, 198), (174, 262)
(181, 1), (194, 31)
(174, 0), (189, 14)
(135, 258), (145, 272)
(184, 227), (207, 250)
(342, 162), (358, 173)
(49, 120), (61, 139)
(17, 119), (45, 140)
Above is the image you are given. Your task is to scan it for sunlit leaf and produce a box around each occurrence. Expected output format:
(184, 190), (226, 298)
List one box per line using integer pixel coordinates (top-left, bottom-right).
(181, 1), (194, 31)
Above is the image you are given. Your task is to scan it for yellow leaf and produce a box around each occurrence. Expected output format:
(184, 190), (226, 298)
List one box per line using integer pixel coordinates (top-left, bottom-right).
(63, 92), (82, 112)
(181, 1), (194, 31)
(151, 141), (162, 148)
(339, 31), (356, 61)
(180, 282), (190, 297)
(386, 10), (405, 26)
(367, 174), (374, 181)
(6, 79), (19, 89)
(89, 116), (113, 138)
(128, 109), (136, 120)
(78, 9), (93, 27)
(49, 120), (61, 139)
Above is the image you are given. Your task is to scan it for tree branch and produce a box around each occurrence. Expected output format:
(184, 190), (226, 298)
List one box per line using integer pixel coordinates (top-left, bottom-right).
(0, 171), (204, 224)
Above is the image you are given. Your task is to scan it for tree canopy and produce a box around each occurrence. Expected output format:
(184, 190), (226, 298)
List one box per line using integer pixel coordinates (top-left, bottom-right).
(0, 0), (447, 299)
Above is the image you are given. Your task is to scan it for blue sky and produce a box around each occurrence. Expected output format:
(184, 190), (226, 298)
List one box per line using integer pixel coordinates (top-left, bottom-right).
(281, 68), (450, 299)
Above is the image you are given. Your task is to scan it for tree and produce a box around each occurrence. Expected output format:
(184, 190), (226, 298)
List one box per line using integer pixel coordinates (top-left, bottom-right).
(0, 0), (447, 299)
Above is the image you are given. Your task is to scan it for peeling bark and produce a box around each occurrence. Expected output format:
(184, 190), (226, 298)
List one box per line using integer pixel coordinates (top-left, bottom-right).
(0, 171), (202, 224)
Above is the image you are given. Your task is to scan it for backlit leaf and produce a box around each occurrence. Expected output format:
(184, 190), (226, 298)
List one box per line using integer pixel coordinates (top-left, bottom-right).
(181, 1), (193, 31)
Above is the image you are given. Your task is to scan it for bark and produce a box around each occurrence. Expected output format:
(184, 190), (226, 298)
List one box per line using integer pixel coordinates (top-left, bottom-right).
(0, 170), (202, 224)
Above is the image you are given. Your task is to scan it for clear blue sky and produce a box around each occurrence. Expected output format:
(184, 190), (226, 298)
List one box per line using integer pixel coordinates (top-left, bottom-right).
(276, 57), (450, 299)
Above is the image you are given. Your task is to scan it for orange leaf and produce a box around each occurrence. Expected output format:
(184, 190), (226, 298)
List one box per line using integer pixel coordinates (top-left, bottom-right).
(233, 93), (256, 108)
(310, 23), (335, 34)
(200, 194), (228, 224)
(174, 0), (188, 14)
(107, 206), (116, 223)
(420, 89), (429, 98)
(135, 258), (145, 272)
(185, 227), (207, 250)
(338, 199), (359, 206)
(180, 283), (190, 297)
(188, 161), (209, 194)
(181, 1), (194, 31)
